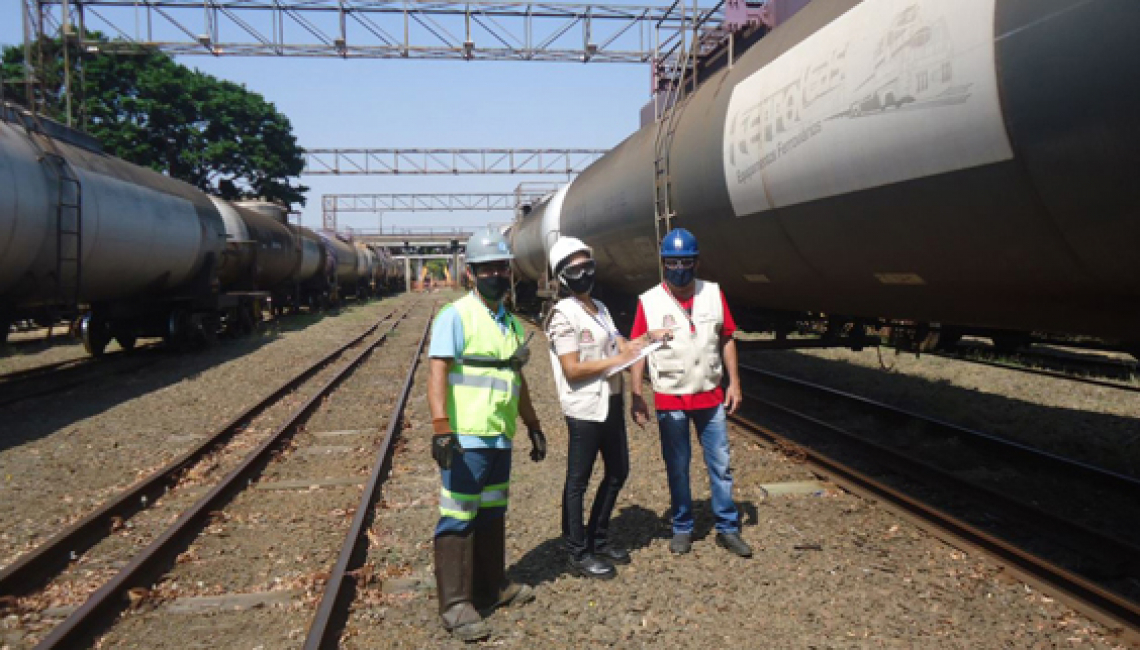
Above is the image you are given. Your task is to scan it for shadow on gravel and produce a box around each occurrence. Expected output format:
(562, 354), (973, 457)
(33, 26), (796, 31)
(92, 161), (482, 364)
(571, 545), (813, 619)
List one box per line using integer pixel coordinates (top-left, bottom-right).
(741, 351), (1140, 477)
(0, 306), (362, 454)
(509, 505), (667, 586)
(687, 499), (762, 543)
(507, 501), (758, 587)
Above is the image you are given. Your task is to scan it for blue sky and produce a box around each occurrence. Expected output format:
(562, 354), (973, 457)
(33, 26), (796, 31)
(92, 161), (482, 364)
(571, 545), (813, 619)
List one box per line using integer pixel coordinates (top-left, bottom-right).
(0, 5), (653, 232)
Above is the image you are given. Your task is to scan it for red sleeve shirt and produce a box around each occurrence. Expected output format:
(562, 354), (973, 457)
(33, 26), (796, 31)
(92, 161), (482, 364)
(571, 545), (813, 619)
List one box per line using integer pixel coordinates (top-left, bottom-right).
(632, 284), (736, 412)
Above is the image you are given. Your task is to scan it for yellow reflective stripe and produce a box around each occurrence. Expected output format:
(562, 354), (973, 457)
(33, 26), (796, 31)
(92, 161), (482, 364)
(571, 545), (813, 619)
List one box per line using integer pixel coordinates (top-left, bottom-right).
(440, 507), (478, 520)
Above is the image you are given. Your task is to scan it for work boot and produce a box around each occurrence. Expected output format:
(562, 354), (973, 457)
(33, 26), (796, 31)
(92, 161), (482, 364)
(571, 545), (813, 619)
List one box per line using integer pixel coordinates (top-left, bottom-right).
(566, 554), (617, 579)
(716, 531), (753, 558)
(472, 518), (535, 612)
(669, 532), (692, 555)
(592, 544), (631, 565)
(434, 532), (491, 642)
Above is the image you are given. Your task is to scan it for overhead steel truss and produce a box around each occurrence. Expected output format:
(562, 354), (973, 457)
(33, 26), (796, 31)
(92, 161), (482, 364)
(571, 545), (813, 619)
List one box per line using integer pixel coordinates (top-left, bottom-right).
(29, 0), (726, 63)
(303, 148), (606, 175)
(321, 187), (557, 230)
(324, 191), (550, 212)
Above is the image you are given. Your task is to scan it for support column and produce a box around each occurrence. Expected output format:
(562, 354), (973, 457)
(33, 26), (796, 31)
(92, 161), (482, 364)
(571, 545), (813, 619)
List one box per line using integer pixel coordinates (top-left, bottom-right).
(404, 257), (412, 294)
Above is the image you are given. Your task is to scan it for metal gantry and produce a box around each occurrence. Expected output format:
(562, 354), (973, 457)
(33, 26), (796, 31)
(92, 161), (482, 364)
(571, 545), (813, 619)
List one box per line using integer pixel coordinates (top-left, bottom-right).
(303, 148), (606, 175)
(29, 0), (726, 63)
(323, 191), (551, 212)
(320, 187), (556, 230)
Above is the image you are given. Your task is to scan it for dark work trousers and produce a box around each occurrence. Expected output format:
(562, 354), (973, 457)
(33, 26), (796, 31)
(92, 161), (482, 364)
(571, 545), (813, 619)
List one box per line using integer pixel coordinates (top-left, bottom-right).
(562, 395), (630, 559)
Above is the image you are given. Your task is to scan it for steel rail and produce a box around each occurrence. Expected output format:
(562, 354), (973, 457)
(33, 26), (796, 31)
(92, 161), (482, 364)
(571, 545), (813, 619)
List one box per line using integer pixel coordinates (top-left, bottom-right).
(33, 302), (418, 648)
(17, 302), (418, 648)
(0, 345), (163, 408)
(0, 357), (91, 384)
(735, 385), (1140, 574)
(738, 364), (1140, 500)
(304, 303), (435, 650)
(932, 351), (1140, 394)
(0, 307), (402, 599)
(729, 408), (1140, 642)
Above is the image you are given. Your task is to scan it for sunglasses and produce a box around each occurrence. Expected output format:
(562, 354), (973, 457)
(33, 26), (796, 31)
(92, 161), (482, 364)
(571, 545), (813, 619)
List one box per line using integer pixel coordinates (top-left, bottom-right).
(474, 263), (511, 277)
(560, 259), (596, 281)
(662, 258), (696, 270)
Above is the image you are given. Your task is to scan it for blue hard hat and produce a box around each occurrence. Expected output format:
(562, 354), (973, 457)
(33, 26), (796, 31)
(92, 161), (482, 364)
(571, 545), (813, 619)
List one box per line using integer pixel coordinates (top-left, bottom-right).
(660, 228), (699, 258)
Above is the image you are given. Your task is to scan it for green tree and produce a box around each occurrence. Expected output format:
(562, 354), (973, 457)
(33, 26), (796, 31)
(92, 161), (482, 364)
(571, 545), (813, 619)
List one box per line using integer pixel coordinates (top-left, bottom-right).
(2, 34), (308, 207)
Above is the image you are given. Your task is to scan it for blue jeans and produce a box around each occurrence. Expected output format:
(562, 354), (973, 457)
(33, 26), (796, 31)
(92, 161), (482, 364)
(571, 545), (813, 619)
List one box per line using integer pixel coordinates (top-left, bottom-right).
(656, 405), (739, 534)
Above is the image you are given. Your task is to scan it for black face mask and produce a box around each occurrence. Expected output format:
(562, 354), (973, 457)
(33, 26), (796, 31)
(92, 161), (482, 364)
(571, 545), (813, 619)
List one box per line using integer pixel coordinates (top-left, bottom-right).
(476, 275), (510, 302)
(561, 269), (595, 295)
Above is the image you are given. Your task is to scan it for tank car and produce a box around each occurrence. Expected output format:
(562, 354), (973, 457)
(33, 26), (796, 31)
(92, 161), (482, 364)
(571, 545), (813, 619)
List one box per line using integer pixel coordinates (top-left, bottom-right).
(511, 0), (1140, 352)
(0, 105), (326, 354)
(0, 107), (250, 354)
(353, 242), (378, 299)
(316, 231), (360, 305)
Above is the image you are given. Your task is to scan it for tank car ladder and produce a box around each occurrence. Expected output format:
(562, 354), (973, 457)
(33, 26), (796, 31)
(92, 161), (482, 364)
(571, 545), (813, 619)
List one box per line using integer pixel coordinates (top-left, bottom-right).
(651, 3), (702, 280)
(51, 157), (83, 312)
(8, 108), (84, 314)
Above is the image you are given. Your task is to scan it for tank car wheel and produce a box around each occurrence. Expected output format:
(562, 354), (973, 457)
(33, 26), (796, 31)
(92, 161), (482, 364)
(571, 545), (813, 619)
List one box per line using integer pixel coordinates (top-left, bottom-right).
(238, 305), (257, 336)
(0, 317), (11, 347)
(114, 333), (138, 351)
(200, 317), (220, 347)
(164, 309), (193, 351)
(80, 314), (111, 357)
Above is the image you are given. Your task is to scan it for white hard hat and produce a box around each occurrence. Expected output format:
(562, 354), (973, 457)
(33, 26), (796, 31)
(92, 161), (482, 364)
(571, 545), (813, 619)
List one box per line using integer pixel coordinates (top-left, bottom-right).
(549, 236), (593, 274)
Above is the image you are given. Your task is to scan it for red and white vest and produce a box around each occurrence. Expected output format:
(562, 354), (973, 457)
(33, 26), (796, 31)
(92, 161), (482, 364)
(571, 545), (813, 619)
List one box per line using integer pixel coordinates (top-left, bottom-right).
(639, 280), (724, 395)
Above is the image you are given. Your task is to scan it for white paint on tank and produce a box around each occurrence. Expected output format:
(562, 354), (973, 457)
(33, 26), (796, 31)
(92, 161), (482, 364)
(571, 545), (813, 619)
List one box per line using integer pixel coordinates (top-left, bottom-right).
(723, 0), (1013, 216)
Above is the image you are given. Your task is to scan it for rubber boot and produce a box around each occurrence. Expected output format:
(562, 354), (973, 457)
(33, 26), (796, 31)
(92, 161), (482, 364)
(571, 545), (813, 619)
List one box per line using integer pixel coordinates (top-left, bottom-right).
(434, 532), (491, 642)
(473, 517), (535, 612)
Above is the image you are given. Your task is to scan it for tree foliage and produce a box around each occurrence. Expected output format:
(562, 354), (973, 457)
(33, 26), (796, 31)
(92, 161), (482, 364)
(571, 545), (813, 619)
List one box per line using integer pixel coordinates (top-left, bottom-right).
(2, 35), (308, 207)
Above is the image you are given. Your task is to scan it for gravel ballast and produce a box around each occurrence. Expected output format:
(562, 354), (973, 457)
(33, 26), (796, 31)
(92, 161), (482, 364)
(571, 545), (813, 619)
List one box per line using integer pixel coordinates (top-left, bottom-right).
(2, 290), (1133, 648)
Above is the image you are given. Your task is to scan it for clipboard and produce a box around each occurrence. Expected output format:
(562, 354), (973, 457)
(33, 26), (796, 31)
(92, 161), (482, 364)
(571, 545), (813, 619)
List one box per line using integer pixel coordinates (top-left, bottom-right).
(604, 341), (663, 378)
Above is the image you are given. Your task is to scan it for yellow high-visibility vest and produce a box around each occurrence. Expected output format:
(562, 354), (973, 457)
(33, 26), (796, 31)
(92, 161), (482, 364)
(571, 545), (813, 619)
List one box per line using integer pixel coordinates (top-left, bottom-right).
(446, 293), (523, 439)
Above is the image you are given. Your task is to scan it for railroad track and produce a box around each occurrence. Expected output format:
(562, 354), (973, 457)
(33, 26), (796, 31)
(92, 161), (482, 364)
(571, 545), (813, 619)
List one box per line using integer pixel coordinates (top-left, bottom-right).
(0, 345), (163, 408)
(0, 299), (433, 648)
(935, 345), (1139, 393)
(734, 364), (1140, 642)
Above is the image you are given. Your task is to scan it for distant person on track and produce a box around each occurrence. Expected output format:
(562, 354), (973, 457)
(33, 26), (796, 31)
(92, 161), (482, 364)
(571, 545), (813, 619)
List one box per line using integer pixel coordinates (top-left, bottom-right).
(629, 227), (752, 558)
(427, 227), (548, 642)
(543, 236), (671, 580)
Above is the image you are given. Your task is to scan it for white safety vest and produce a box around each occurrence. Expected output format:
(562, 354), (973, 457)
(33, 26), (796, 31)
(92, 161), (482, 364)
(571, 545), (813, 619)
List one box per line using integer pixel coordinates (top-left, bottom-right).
(640, 280), (724, 395)
(546, 297), (623, 422)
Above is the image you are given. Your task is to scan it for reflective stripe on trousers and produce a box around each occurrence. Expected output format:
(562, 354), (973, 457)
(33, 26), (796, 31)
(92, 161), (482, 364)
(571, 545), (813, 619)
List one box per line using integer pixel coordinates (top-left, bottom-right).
(436, 448), (513, 536)
(439, 483), (511, 520)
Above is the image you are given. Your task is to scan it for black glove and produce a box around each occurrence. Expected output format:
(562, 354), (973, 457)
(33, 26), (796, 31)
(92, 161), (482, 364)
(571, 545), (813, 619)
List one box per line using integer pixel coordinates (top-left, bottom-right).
(527, 427), (547, 462)
(432, 433), (464, 470)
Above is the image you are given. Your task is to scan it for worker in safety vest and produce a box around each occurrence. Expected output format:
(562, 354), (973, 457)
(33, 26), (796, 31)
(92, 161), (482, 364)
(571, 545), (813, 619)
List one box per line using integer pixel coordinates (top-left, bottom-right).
(427, 227), (547, 642)
(629, 228), (753, 558)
